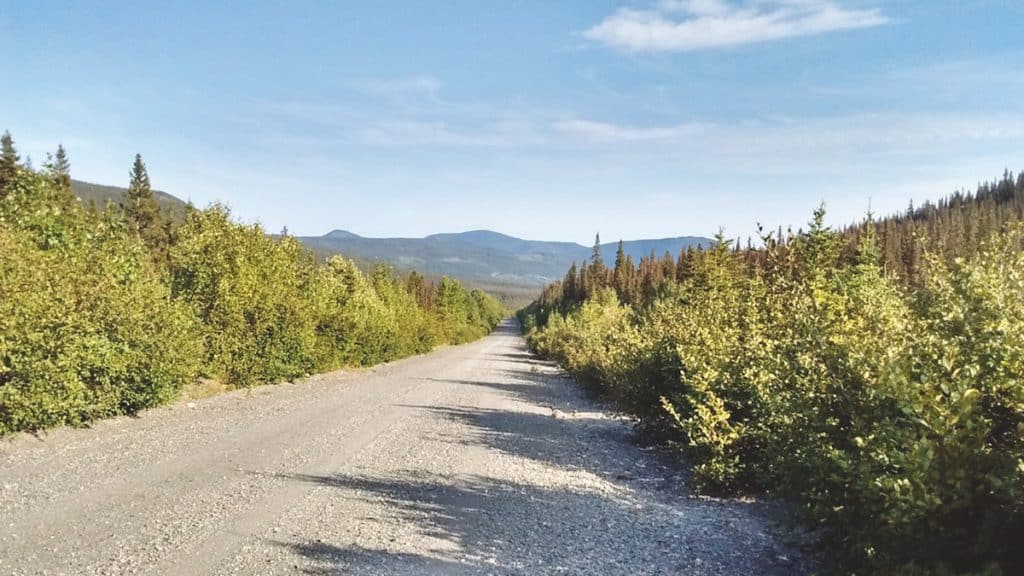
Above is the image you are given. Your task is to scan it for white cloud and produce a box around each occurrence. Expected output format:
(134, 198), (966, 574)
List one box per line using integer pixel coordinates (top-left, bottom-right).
(359, 75), (443, 101)
(359, 119), (545, 148)
(584, 0), (888, 53)
(550, 113), (1024, 174)
(553, 118), (711, 142)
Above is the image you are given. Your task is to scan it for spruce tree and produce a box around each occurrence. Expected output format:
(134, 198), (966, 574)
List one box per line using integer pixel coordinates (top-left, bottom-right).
(661, 250), (675, 279)
(0, 130), (20, 193)
(563, 263), (578, 305)
(406, 271), (432, 309)
(42, 145), (75, 205)
(589, 233), (606, 289)
(579, 261), (590, 300)
(52, 144), (71, 191)
(676, 246), (694, 282)
(624, 254), (635, 301)
(613, 240), (629, 301)
(123, 154), (168, 264)
(614, 240), (626, 270)
(857, 212), (880, 267)
(125, 154), (158, 228)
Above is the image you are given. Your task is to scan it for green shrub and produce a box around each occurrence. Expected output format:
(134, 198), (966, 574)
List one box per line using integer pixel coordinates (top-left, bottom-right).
(521, 214), (1024, 574)
(1, 161), (504, 435)
(0, 136), (504, 436)
(169, 205), (325, 386)
(0, 170), (201, 433)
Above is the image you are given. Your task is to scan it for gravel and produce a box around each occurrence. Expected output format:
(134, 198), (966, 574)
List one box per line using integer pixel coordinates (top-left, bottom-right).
(0, 320), (811, 575)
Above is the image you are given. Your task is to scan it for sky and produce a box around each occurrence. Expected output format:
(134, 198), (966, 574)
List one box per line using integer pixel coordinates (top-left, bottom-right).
(1, 1), (1021, 244)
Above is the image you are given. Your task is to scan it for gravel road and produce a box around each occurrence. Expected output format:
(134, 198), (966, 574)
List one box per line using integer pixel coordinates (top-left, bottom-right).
(0, 320), (807, 575)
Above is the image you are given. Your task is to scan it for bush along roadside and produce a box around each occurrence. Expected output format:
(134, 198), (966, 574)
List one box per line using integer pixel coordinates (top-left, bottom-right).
(0, 135), (503, 435)
(519, 205), (1024, 574)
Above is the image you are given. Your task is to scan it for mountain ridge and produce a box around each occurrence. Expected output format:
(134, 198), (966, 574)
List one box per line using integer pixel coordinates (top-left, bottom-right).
(71, 179), (189, 216)
(69, 181), (712, 288)
(299, 228), (712, 287)
(325, 228), (703, 252)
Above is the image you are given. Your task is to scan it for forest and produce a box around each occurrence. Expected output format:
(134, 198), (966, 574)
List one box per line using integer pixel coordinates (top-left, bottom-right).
(0, 131), (504, 435)
(519, 171), (1024, 574)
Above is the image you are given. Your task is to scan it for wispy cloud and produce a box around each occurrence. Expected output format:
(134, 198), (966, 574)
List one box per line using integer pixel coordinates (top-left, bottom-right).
(584, 0), (888, 53)
(357, 74), (443, 102)
(359, 119), (545, 148)
(551, 112), (1024, 173)
(553, 118), (710, 142)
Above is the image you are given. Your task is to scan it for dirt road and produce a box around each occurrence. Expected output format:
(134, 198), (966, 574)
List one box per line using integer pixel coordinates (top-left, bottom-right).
(0, 320), (803, 575)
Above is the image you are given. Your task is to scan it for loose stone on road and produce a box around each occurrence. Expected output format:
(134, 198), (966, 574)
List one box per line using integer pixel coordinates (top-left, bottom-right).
(0, 320), (805, 575)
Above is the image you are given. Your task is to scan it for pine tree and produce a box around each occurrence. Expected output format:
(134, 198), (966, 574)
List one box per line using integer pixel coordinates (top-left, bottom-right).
(42, 145), (75, 205)
(0, 130), (20, 193)
(614, 240), (626, 271)
(591, 233), (605, 269)
(125, 154), (156, 223)
(51, 144), (71, 191)
(579, 261), (591, 301)
(857, 212), (880, 267)
(406, 271), (433, 309)
(676, 246), (694, 282)
(613, 240), (630, 302)
(588, 233), (607, 290)
(623, 254), (635, 302)
(563, 262), (579, 305)
(660, 250), (675, 280)
(123, 154), (169, 264)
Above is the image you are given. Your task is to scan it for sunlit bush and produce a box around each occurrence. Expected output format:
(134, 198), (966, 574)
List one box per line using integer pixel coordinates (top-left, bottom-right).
(521, 212), (1024, 574)
(1, 159), (504, 435)
(1, 170), (201, 433)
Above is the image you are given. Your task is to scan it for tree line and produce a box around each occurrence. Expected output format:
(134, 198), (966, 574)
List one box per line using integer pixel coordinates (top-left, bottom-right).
(0, 131), (504, 435)
(519, 173), (1024, 574)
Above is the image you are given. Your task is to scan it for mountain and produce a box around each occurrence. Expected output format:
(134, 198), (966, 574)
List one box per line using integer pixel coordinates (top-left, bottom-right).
(71, 179), (190, 217)
(68, 178), (710, 291)
(298, 229), (711, 287)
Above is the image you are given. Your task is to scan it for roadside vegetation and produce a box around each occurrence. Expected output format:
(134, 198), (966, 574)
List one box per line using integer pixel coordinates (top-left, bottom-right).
(0, 131), (503, 435)
(519, 173), (1024, 574)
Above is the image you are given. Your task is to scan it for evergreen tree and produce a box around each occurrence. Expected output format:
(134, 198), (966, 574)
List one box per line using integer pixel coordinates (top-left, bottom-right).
(125, 154), (158, 228)
(563, 262), (579, 305)
(579, 261), (591, 300)
(123, 154), (169, 265)
(591, 233), (604, 267)
(406, 271), (433, 309)
(613, 240), (631, 302)
(588, 233), (607, 290)
(676, 246), (695, 282)
(51, 144), (71, 192)
(857, 212), (880, 266)
(660, 250), (675, 280)
(0, 130), (20, 193)
(42, 145), (74, 205)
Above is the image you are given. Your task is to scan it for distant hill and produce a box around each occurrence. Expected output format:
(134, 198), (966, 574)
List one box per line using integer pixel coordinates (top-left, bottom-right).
(71, 179), (190, 217)
(298, 229), (711, 287)
(67, 178), (709, 295)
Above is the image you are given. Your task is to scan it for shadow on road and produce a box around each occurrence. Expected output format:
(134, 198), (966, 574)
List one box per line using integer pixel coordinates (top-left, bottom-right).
(272, 470), (782, 575)
(278, 538), (472, 575)
(267, 324), (801, 575)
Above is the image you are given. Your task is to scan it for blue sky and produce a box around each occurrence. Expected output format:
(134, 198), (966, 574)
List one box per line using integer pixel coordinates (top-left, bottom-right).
(1, 1), (1021, 243)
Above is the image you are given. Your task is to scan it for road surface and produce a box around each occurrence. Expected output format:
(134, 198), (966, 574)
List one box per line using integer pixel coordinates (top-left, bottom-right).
(0, 320), (804, 575)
